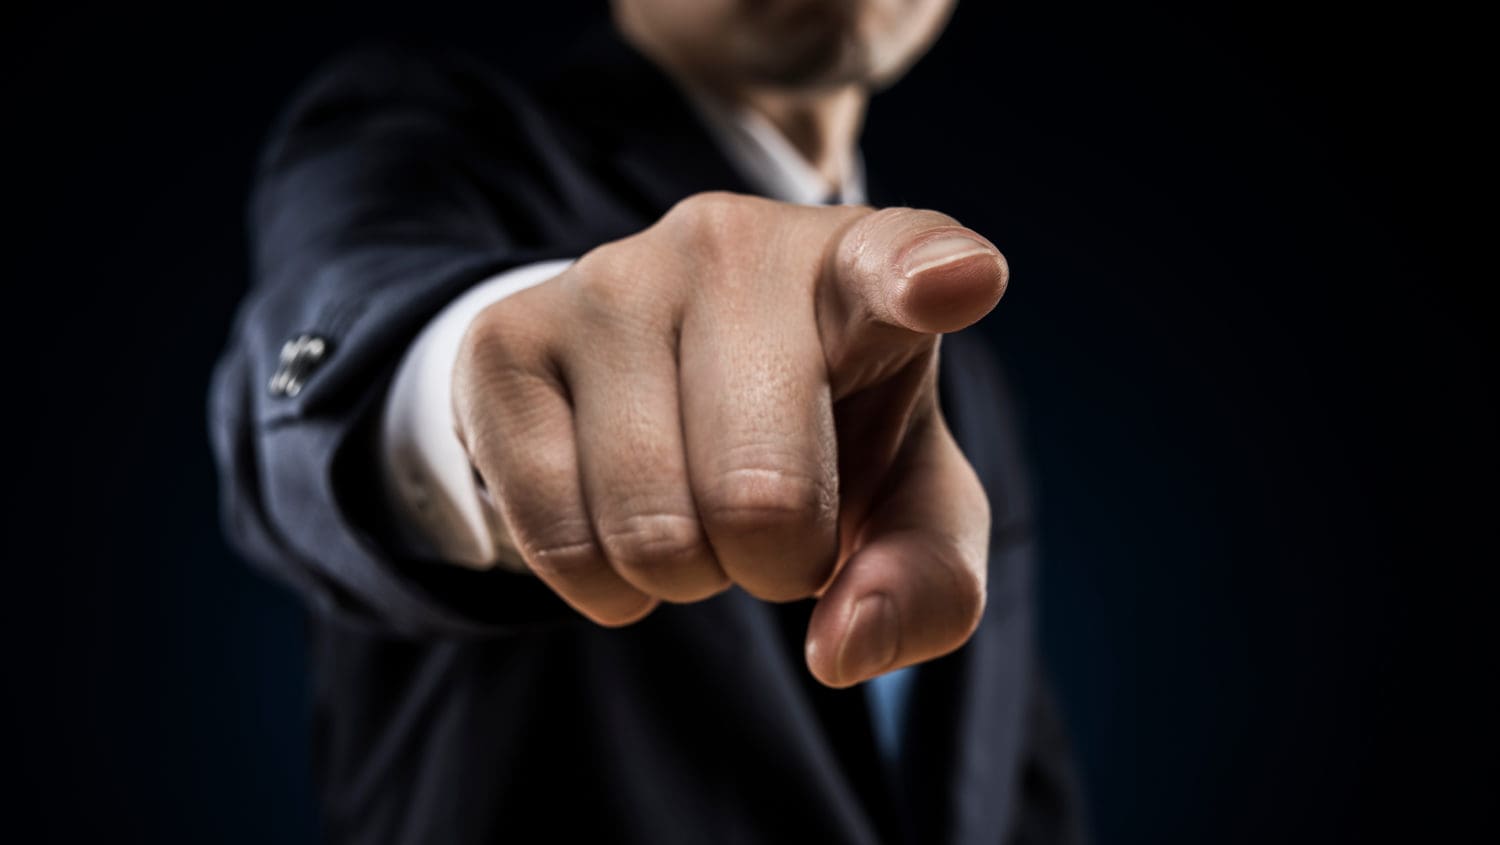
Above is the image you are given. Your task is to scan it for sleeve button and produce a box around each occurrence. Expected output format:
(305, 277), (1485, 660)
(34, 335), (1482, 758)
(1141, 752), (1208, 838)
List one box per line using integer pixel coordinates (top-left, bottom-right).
(268, 334), (330, 398)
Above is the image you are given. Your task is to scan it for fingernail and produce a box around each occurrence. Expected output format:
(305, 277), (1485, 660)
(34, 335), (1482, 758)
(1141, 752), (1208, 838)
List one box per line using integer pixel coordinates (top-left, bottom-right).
(902, 235), (997, 277)
(836, 593), (899, 683)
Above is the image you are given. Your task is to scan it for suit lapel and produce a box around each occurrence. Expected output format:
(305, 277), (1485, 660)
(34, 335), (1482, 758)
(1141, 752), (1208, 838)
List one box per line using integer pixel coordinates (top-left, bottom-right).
(537, 27), (755, 218)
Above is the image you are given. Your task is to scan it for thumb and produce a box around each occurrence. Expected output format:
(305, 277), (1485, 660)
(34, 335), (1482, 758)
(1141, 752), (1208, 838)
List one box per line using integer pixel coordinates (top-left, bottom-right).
(805, 410), (991, 688)
(819, 207), (1008, 392)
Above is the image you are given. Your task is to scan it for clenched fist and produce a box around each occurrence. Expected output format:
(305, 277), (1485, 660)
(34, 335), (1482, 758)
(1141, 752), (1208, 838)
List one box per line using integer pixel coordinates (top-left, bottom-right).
(453, 192), (1008, 688)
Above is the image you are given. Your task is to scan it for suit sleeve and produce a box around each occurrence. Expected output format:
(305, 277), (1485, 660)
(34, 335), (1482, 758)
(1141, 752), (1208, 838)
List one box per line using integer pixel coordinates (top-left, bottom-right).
(207, 44), (578, 637)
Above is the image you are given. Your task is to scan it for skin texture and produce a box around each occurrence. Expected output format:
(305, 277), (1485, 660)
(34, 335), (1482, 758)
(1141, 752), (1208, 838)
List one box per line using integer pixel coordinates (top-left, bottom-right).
(455, 1), (997, 688)
(454, 195), (1008, 688)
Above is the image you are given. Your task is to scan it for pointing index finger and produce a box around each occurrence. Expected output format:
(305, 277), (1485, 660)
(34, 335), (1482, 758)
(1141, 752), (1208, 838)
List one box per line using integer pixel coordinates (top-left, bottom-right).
(819, 209), (1008, 396)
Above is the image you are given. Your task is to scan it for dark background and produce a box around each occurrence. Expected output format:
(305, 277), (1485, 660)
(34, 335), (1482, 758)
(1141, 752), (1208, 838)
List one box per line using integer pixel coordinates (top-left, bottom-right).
(3, 1), (1489, 842)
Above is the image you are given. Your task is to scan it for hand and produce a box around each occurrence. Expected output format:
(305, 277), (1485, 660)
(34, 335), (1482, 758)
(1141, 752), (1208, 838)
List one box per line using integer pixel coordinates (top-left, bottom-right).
(453, 192), (1008, 687)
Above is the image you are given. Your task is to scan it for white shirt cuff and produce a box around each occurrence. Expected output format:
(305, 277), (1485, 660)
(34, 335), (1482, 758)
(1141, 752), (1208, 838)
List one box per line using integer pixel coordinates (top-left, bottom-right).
(378, 259), (574, 570)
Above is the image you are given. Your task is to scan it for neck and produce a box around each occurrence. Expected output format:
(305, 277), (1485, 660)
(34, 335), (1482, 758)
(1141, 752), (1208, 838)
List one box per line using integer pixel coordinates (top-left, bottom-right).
(614, 16), (868, 193)
(725, 85), (866, 191)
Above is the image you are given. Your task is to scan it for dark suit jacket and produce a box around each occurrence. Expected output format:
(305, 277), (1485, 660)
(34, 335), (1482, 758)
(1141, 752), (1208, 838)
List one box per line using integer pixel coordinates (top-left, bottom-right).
(208, 28), (1085, 845)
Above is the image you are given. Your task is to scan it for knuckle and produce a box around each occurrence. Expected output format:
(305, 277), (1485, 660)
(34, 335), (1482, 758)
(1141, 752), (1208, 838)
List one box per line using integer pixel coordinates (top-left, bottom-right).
(568, 245), (640, 321)
(661, 191), (757, 250)
(522, 532), (604, 581)
(598, 511), (708, 573)
(570, 238), (623, 285)
(460, 293), (546, 372)
(459, 304), (517, 367)
(568, 239), (682, 333)
(701, 466), (835, 536)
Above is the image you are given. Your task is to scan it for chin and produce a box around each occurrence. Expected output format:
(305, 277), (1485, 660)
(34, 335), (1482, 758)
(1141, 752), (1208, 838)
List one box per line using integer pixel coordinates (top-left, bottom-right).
(735, 15), (876, 88)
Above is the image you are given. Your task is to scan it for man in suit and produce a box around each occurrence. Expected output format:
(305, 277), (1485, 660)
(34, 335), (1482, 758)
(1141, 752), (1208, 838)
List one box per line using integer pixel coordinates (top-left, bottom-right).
(209, 1), (1085, 841)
